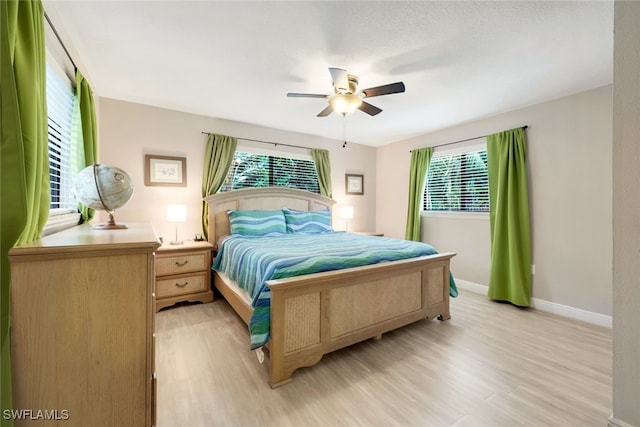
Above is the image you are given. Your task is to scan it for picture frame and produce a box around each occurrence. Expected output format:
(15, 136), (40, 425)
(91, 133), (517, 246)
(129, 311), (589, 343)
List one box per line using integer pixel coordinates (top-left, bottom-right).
(144, 154), (187, 187)
(345, 174), (364, 195)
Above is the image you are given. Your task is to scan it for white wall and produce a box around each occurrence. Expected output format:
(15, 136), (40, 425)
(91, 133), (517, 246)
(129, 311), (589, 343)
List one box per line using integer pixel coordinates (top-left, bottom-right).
(97, 98), (377, 242)
(611, 1), (640, 425)
(377, 85), (613, 317)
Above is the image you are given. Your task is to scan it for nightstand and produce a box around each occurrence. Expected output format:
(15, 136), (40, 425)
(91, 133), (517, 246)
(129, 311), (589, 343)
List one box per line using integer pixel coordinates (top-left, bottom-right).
(352, 231), (385, 237)
(155, 240), (214, 311)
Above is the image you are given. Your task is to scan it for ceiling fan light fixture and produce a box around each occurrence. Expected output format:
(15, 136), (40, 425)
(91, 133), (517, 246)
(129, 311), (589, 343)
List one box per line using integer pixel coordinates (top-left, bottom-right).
(288, 68), (404, 117)
(328, 93), (362, 116)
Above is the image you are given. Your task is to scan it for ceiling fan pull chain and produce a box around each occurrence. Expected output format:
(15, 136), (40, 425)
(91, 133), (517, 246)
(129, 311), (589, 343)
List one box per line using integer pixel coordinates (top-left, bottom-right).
(342, 116), (348, 148)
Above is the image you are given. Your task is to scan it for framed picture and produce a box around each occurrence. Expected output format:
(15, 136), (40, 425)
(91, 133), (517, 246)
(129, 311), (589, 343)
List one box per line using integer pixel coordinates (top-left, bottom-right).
(345, 174), (364, 195)
(144, 154), (187, 187)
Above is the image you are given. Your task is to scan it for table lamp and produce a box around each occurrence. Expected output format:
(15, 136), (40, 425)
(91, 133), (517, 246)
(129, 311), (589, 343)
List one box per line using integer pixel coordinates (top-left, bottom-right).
(166, 204), (187, 245)
(340, 205), (354, 232)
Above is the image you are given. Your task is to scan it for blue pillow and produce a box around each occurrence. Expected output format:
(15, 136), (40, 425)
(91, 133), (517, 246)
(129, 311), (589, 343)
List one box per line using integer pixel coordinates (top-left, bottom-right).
(228, 210), (287, 236)
(282, 208), (332, 234)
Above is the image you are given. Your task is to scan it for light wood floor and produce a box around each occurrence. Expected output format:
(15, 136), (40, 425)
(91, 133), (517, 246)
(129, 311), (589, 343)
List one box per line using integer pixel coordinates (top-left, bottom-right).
(155, 291), (611, 427)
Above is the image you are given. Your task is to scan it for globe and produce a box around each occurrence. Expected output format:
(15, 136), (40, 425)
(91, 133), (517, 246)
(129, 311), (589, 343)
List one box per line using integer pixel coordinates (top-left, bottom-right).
(74, 164), (134, 229)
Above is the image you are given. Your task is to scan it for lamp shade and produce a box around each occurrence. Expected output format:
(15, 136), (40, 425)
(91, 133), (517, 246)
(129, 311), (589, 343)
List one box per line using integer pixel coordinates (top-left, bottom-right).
(166, 204), (187, 222)
(340, 205), (354, 220)
(329, 93), (362, 116)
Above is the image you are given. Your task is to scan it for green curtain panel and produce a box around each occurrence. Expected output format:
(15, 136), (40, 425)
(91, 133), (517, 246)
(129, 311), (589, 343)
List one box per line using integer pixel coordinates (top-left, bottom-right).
(487, 127), (532, 307)
(1, 0), (49, 423)
(311, 148), (332, 198)
(74, 69), (98, 223)
(405, 147), (432, 241)
(202, 134), (237, 239)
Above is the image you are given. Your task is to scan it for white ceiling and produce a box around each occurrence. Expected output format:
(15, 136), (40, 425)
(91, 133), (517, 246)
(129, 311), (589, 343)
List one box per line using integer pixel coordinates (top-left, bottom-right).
(43, 1), (613, 147)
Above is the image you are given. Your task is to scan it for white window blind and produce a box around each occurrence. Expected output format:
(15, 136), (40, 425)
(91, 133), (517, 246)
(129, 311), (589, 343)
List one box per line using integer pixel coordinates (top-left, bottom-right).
(46, 62), (77, 213)
(423, 147), (489, 212)
(221, 150), (320, 194)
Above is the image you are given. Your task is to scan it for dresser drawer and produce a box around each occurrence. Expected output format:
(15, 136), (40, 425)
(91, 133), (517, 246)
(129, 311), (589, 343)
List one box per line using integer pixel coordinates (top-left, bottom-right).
(156, 251), (209, 276)
(156, 272), (208, 298)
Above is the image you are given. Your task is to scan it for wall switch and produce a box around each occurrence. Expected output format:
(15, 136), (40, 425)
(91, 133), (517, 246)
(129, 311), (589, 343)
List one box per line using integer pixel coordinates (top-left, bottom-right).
(531, 264), (536, 275)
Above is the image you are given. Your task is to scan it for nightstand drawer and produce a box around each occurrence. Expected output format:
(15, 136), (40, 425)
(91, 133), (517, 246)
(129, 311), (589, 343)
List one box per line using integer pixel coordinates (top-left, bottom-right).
(156, 251), (209, 276)
(156, 272), (208, 298)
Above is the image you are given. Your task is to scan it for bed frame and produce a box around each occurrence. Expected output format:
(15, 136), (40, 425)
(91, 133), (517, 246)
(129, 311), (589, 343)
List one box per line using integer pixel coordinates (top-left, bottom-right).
(204, 187), (455, 388)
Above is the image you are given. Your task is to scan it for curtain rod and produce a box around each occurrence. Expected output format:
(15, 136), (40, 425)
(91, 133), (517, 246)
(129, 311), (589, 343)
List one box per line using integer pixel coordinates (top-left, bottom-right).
(201, 132), (311, 151)
(410, 125), (528, 152)
(44, 12), (77, 71)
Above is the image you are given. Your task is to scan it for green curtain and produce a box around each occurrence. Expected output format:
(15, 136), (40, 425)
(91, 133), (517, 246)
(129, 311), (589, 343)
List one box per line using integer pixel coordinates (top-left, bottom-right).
(201, 134), (237, 239)
(487, 127), (531, 307)
(311, 148), (332, 197)
(74, 69), (98, 223)
(1, 1), (49, 424)
(405, 147), (432, 241)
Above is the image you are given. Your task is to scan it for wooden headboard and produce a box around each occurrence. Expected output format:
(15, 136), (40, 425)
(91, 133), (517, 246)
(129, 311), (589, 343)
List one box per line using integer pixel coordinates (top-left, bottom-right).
(203, 187), (336, 247)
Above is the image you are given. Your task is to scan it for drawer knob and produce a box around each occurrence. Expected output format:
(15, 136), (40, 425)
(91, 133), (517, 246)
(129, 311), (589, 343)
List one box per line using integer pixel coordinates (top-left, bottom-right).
(175, 260), (189, 267)
(175, 281), (189, 288)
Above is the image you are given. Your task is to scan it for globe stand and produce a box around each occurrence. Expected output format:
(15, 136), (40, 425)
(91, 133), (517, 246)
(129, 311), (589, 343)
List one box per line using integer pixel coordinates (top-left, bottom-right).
(93, 212), (128, 230)
(91, 164), (128, 230)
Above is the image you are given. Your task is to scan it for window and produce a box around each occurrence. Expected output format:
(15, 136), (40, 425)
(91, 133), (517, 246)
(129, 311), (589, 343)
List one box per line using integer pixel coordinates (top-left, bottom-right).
(423, 147), (489, 212)
(41, 17), (81, 236)
(43, 62), (80, 236)
(221, 151), (320, 194)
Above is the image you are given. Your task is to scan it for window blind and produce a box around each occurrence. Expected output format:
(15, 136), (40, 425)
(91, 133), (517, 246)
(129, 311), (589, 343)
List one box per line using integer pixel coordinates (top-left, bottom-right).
(423, 149), (489, 212)
(46, 63), (77, 213)
(221, 151), (320, 194)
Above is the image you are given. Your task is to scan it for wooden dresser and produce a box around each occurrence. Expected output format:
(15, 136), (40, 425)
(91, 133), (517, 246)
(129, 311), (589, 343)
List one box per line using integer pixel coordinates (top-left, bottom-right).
(155, 240), (214, 311)
(8, 223), (160, 427)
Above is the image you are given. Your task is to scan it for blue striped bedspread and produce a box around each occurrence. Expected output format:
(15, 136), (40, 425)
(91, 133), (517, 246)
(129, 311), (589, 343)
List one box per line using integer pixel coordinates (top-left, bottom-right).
(213, 232), (458, 349)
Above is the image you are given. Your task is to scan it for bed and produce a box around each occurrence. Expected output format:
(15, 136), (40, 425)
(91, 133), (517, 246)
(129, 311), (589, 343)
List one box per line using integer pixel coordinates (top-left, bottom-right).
(204, 187), (456, 388)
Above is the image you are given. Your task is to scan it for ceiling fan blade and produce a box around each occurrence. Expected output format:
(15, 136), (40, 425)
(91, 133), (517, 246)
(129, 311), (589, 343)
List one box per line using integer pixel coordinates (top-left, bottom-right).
(361, 82), (405, 98)
(329, 68), (349, 93)
(287, 93), (329, 98)
(316, 105), (333, 117)
(358, 101), (382, 116)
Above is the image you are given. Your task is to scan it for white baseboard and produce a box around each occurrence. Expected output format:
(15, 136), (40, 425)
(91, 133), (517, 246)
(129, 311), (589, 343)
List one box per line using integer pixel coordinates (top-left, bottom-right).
(455, 279), (488, 295)
(455, 279), (612, 329)
(608, 415), (637, 427)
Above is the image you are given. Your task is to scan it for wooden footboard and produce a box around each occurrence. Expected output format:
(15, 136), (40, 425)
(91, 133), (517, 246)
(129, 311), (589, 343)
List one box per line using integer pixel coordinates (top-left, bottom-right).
(215, 252), (454, 388)
(266, 253), (454, 387)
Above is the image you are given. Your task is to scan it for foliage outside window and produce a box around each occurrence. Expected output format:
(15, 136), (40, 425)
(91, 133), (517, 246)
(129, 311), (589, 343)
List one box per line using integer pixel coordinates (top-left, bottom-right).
(423, 149), (489, 212)
(221, 151), (320, 194)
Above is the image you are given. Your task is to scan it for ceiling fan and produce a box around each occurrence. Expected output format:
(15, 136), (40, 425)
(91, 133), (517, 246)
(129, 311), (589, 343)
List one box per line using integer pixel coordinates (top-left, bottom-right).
(287, 67), (405, 117)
